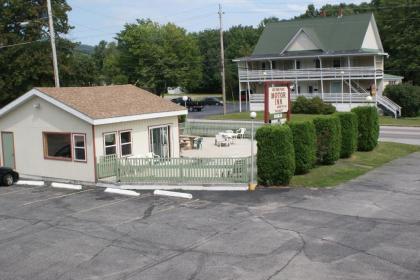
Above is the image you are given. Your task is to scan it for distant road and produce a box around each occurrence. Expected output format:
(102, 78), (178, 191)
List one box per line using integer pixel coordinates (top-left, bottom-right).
(380, 126), (420, 145)
(188, 102), (248, 119)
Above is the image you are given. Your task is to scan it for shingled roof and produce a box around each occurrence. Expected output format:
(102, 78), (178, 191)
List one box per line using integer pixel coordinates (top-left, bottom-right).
(235, 13), (384, 61)
(0, 85), (186, 125)
(35, 85), (185, 120)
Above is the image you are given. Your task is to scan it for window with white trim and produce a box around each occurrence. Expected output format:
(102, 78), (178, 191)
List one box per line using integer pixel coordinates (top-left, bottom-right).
(104, 132), (117, 155)
(73, 134), (86, 161)
(119, 130), (132, 156)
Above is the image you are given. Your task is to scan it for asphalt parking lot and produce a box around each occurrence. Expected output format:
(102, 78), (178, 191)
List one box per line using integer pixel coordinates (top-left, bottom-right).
(1, 153), (420, 280)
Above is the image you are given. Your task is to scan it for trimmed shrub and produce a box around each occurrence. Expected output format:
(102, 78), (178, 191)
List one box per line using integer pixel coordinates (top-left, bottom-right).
(288, 121), (317, 174)
(292, 96), (336, 114)
(351, 106), (379, 151)
(384, 84), (420, 117)
(292, 96), (311, 114)
(255, 125), (295, 186)
(313, 116), (342, 165)
(336, 112), (358, 158)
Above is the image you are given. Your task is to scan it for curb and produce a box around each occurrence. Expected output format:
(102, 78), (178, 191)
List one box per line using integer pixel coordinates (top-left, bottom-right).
(104, 188), (140, 197)
(51, 182), (82, 190)
(154, 190), (193, 199)
(16, 180), (45, 186)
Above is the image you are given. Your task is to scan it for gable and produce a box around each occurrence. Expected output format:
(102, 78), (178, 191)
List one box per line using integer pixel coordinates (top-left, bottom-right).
(285, 30), (320, 52)
(361, 20), (382, 51)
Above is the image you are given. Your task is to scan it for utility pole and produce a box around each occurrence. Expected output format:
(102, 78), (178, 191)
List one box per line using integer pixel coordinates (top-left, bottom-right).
(47, 0), (60, 87)
(218, 4), (227, 115)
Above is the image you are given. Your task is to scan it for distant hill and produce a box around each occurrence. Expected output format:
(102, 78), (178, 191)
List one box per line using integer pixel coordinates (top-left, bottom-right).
(76, 44), (95, 55)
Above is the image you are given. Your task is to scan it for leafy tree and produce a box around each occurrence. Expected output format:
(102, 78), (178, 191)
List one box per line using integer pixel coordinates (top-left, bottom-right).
(0, 0), (75, 106)
(116, 19), (202, 94)
(191, 29), (221, 93)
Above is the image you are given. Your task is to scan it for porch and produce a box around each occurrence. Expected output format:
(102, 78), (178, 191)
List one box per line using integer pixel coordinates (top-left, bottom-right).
(238, 67), (383, 82)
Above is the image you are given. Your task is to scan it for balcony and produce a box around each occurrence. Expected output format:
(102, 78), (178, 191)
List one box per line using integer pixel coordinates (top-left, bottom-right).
(238, 67), (383, 82)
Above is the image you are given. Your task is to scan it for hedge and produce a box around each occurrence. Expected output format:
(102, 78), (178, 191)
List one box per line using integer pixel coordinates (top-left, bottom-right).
(292, 96), (336, 115)
(255, 125), (295, 185)
(384, 84), (420, 117)
(313, 116), (342, 165)
(351, 106), (379, 151)
(288, 121), (317, 174)
(336, 112), (358, 158)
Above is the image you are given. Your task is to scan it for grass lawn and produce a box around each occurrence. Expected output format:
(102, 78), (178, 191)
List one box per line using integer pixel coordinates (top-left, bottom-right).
(207, 112), (420, 126)
(289, 142), (420, 188)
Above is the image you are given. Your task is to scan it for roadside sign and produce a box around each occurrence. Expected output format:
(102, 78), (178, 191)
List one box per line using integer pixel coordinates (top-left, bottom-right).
(268, 86), (289, 114)
(264, 82), (291, 124)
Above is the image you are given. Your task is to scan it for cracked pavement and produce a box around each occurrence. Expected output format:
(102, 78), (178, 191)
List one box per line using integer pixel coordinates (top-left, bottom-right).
(0, 153), (420, 279)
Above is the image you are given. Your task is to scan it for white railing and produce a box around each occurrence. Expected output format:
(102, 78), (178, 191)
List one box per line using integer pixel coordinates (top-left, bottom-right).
(250, 92), (372, 103)
(239, 67), (383, 82)
(376, 95), (401, 118)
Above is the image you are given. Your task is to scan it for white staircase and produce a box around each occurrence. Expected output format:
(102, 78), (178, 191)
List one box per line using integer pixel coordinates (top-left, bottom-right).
(376, 95), (402, 118)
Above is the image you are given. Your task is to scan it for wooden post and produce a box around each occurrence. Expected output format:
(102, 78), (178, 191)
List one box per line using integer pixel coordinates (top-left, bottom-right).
(320, 57), (324, 99)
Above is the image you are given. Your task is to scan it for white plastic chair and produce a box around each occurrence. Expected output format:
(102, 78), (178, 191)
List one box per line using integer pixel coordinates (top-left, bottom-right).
(215, 134), (230, 147)
(236, 128), (246, 139)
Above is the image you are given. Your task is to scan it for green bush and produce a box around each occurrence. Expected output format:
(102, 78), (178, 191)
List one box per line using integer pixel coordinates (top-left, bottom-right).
(384, 84), (420, 117)
(336, 112), (358, 158)
(255, 125), (295, 186)
(288, 121), (317, 174)
(351, 106), (379, 151)
(313, 116), (342, 165)
(292, 96), (336, 114)
(292, 96), (311, 114)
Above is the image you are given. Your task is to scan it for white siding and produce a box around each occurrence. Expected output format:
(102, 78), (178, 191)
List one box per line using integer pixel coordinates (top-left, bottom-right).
(286, 31), (319, 52)
(94, 116), (180, 158)
(0, 96), (95, 182)
(362, 21), (381, 50)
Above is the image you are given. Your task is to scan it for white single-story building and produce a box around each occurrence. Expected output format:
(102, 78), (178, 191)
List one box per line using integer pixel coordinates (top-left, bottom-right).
(383, 74), (404, 88)
(0, 84), (187, 183)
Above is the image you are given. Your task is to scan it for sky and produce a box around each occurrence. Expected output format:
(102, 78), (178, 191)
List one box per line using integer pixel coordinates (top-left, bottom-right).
(66, 0), (365, 46)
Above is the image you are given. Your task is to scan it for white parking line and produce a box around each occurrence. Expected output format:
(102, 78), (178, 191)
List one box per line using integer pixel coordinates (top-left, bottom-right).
(51, 182), (82, 190)
(16, 180), (45, 186)
(21, 189), (94, 206)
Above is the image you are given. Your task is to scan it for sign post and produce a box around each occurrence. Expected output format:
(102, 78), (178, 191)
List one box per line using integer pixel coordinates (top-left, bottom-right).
(264, 82), (291, 124)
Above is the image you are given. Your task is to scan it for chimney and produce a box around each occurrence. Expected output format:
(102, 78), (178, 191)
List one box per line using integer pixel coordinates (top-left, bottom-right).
(338, 7), (343, 18)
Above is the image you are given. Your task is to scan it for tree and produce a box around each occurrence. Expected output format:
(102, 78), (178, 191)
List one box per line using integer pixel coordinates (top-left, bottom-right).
(116, 19), (202, 94)
(0, 0), (74, 106)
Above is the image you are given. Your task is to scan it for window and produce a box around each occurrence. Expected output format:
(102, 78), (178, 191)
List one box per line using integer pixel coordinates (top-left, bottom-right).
(104, 132), (117, 155)
(44, 133), (71, 160)
(308, 86), (313, 93)
(272, 61), (276, 69)
(296, 61), (301, 69)
(119, 131), (132, 156)
(73, 134), (86, 162)
(333, 59), (341, 68)
(261, 62), (266, 70)
(315, 59), (320, 68)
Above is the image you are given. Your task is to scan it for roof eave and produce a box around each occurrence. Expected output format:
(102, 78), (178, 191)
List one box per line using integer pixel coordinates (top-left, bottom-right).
(92, 110), (188, 125)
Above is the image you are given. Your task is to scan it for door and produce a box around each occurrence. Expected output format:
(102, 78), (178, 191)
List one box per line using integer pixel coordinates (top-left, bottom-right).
(1, 132), (15, 169)
(149, 126), (170, 158)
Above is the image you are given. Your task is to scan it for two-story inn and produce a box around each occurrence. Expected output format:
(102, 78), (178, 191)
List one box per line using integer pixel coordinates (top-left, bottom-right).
(234, 13), (401, 117)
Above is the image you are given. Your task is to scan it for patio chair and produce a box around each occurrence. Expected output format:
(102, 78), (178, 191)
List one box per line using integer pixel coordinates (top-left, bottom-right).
(193, 137), (203, 149)
(236, 128), (246, 139)
(215, 134), (230, 147)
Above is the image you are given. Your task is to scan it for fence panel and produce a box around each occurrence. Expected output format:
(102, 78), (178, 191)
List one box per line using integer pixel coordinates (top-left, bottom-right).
(96, 154), (118, 179)
(180, 119), (266, 138)
(117, 157), (249, 184)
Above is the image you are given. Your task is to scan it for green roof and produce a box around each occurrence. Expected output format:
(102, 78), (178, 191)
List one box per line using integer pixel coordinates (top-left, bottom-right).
(384, 74), (404, 80)
(253, 13), (377, 56)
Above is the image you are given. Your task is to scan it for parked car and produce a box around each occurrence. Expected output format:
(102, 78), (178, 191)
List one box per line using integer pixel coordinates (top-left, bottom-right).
(170, 97), (204, 112)
(202, 97), (223, 106)
(0, 167), (19, 186)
